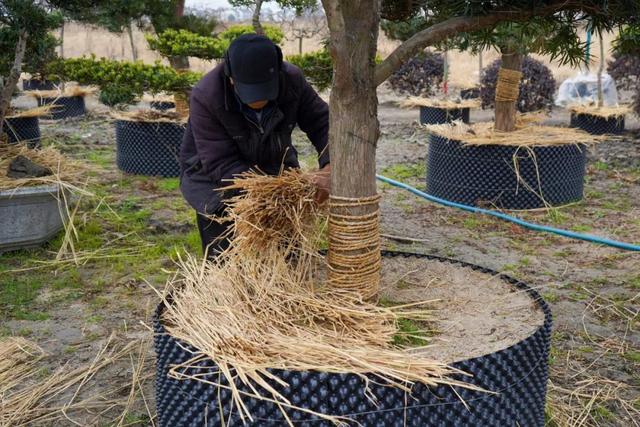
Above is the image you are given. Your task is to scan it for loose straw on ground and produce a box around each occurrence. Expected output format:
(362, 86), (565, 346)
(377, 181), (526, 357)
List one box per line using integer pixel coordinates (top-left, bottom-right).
(398, 97), (480, 110)
(161, 169), (473, 425)
(425, 116), (606, 147)
(0, 335), (154, 427)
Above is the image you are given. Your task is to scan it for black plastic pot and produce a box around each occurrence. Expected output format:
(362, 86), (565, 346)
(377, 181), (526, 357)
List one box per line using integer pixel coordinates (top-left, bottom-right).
(115, 119), (184, 177)
(150, 101), (176, 111)
(570, 112), (625, 135)
(3, 116), (41, 147)
(426, 134), (587, 210)
(39, 96), (86, 120)
(22, 79), (55, 91)
(154, 250), (552, 427)
(460, 87), (480, 100)
(420, 106), (470, 125)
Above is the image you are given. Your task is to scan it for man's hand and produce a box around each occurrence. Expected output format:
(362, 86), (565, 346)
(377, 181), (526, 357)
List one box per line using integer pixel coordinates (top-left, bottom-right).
(308, 164), (331, 204)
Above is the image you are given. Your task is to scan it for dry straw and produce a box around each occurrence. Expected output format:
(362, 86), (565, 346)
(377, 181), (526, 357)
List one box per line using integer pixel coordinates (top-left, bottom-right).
(425, 115), (606, 147)
(5, 105), (56, 119)
(111, 109), (187, 124)
(0, 144), (86, 191)
(399, 97), (480, 110)
(160, 169), (473, 424)
(0, 335), (155, 427)
(568, 104), (631, 118)
(25, 86), (97, 99)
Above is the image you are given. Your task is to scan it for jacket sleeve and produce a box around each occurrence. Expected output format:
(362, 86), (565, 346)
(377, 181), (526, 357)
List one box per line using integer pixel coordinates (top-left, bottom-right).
(189, 87), (251, 183)
(294, 69), (330, 168)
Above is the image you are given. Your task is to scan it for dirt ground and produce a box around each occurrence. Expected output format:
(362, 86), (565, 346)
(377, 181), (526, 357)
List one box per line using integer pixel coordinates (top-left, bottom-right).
(1, 92), (639, 426)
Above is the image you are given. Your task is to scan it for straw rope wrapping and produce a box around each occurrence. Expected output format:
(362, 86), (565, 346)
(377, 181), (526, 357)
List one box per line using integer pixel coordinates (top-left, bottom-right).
(328, 194), (381, 301)
(495, 68), (523, 102)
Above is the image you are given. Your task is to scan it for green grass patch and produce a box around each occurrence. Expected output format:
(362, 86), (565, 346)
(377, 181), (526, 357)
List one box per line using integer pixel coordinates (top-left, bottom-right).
(158, 178), (180, 192)
(381, 163), (426, 182)
(623, 350), (640, 363)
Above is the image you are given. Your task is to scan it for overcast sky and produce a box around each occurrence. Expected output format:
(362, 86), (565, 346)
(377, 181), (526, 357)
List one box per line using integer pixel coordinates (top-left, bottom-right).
(186, 0), (283, 10)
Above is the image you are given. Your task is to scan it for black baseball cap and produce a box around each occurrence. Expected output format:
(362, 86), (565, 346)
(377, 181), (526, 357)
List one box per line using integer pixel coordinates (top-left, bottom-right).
(227, 34), (280, 104)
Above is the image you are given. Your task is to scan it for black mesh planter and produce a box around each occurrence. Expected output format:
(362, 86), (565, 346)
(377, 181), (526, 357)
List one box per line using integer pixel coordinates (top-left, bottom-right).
(22, 79), (55, 91)
(39, 96), (86, 120)
(427, 134), (587, 210)
(154, 251), (552, 427)
(150, 101), (176, 111)
(460, 87), (480, 100)
(569, 113), (625, 135)
(3, 116), (41, 147)
(420, 106), (470, 125)
(115, 119), (184, 177)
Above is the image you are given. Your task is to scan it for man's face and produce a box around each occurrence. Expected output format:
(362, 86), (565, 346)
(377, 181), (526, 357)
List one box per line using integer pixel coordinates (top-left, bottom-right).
(247, 100), (268, 110)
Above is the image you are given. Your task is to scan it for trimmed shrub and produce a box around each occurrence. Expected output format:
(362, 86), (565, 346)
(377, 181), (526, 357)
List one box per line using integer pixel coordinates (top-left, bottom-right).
(287, 49), (333, 92)
(481, 56), (556, 112)
(388, 51), (444, 97)
(147, 24), (285, 61)
(99, 84), (138, 108)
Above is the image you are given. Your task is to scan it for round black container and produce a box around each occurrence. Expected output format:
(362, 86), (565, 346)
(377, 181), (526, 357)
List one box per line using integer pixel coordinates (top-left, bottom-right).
(22, 79), (55, 91)
(154, 251), (552, 427)
(150, 101), (176, 111)
(460, 87), (480, 100)
(115, 119), (184, 177)
(427, 134), (587, 210)
(39, 96), (86, 120)
(420, 106), (470, 125)
(3, 116), (41, 147)
(570, 112), (625, 135)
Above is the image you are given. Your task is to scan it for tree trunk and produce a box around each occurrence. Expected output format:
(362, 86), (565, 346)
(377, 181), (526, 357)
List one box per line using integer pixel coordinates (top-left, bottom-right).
(127, 22), (138, 61)
(252, 0), (265, 35)
(597, 33), (604, 107)
(322, 0), (381, 300)
(494, 49), (523, 132)
(298, 36), (303, 54)
(59, 21), (65, 59)
(0, 30), (28, 137)
(478, 50), (483, 85)
(169, 0), (189, 70)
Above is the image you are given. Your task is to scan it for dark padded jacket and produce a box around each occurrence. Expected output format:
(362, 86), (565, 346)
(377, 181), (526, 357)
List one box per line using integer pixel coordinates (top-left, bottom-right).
(179, 62), (330, 214)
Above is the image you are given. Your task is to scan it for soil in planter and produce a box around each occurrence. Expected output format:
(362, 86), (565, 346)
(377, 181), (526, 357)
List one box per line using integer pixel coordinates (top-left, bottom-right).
(379, 256), (544, 363)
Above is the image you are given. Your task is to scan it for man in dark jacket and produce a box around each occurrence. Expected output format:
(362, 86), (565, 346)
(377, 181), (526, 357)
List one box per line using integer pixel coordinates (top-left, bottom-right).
(179, 34), (330, 257)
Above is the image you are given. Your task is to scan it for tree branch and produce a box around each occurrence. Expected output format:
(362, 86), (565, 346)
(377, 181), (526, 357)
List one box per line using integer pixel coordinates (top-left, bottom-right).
(0, 29), (28, 130)
(374, 2), (581, 86)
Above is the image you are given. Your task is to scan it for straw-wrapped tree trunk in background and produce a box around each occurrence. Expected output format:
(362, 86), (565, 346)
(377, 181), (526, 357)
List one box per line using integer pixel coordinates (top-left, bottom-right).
(494, 45), (523, 132)
(320, 0), (638, 300)
(0, 30), (27, 128)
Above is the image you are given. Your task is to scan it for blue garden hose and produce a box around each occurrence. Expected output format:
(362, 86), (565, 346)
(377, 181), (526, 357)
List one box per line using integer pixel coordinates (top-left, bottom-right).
(376, 174), (640, 252)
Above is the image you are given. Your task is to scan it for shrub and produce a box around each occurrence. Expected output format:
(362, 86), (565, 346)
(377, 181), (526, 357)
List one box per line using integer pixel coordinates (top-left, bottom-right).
(607, 53), (640, 90)
(147, 24), (285, 61)
(481, 56), (556, 112)
(98, 84), (138, 108)
(287, 49), (333, 92)
(388, 51), (444, 97)
(47, 56), (202, 104)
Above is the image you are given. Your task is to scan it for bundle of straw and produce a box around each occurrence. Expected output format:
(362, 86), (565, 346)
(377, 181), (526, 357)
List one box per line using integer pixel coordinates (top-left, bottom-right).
(0, 144), (85, 191)
(0, 338), (45, 398)
(398, 97), (480, 110)
(162, 169), (468, 424)
(219, 169), (323, 255)
(111, 109), (187, 124)
(425, 117), (605, 147)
